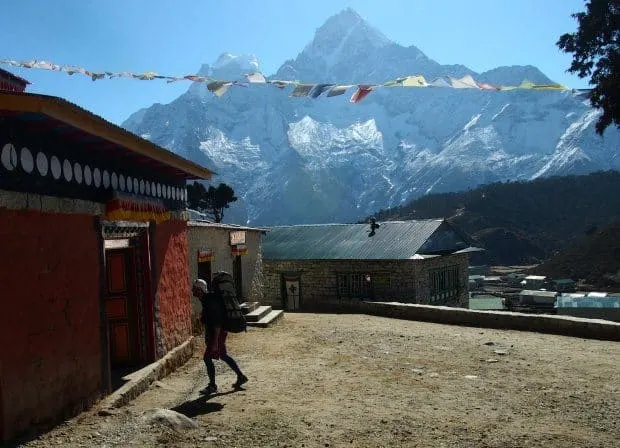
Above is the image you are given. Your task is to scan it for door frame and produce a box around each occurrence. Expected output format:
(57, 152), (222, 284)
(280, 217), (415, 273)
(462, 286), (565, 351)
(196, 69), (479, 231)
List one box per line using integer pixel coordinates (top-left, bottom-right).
(99, 221), (154, 393)
(233, 255), (243, 301)
(280, 272), (302, 310)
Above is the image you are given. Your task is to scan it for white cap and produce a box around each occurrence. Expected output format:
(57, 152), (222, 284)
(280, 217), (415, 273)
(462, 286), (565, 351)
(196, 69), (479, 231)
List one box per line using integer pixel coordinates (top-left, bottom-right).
(192, 279), (209, 293)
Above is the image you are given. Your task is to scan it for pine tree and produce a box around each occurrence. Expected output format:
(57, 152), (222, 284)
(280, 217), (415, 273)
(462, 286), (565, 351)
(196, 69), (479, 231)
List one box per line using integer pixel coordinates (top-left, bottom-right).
(187, 182), (238, 223)
(557, 0), (620, 135)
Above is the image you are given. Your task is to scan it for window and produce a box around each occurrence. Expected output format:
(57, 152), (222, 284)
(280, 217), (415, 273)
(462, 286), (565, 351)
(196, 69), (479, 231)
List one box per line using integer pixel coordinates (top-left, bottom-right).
(429, 265), (460, 302)
(337, 273), (373, 299)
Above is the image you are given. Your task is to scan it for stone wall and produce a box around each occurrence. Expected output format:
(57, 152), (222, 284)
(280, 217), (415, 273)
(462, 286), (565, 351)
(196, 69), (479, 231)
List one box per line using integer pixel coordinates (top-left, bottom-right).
(187, 224), (263, 325)
(263, 253), (469, 309)
(310, 300), (620, 341)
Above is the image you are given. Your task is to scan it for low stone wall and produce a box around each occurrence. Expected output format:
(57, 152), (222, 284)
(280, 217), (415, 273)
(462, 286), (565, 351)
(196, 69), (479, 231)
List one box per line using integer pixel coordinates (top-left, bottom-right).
(310, 300), (620, 341)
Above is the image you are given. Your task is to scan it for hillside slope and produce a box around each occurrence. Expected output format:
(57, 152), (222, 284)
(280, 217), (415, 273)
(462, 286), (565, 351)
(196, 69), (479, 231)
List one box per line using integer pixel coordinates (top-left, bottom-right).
(371, 170), (620, 264)
(530, 220), (620, 288)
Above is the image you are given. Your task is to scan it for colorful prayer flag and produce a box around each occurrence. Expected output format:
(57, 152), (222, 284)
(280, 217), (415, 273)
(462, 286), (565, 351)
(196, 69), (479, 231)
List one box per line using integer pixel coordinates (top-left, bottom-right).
(290, 83), (315, 97)
(245, 72), (267, 83)
(350, 85), (376, 103)
(327, 85), (353, 97)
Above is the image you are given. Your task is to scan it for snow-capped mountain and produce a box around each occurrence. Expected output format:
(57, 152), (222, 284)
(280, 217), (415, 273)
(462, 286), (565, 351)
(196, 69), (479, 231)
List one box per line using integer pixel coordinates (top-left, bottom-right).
(123, 8), (620, 225)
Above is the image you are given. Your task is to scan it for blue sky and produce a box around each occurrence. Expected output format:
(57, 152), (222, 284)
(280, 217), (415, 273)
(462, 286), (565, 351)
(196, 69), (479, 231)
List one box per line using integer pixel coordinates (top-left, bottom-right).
(2, 0), (588, 125)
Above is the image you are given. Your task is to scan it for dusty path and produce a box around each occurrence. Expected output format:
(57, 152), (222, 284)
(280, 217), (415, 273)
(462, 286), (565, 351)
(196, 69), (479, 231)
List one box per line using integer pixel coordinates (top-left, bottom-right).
(22, 313), (620, 447)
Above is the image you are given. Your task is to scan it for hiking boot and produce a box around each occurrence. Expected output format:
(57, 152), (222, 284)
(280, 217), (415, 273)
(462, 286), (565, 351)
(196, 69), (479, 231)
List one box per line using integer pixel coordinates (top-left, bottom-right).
(232, 374), (248, 389)
(200, 383), (217, 395)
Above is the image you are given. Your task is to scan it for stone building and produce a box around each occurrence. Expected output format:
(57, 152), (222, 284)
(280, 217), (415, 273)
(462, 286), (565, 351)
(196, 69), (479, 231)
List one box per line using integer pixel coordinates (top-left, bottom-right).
(262, 219), (478, 310)
(0, 85), (213, 441)
(186, 221), (264, 329)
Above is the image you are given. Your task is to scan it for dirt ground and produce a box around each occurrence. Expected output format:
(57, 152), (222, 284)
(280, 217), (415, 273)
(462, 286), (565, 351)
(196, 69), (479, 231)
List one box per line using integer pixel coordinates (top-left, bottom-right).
(21, 313), (620, 448)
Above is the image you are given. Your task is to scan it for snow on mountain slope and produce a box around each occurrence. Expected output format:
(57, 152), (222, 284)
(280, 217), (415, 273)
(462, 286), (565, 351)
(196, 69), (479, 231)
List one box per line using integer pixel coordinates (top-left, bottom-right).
(123, 9), (620, 225)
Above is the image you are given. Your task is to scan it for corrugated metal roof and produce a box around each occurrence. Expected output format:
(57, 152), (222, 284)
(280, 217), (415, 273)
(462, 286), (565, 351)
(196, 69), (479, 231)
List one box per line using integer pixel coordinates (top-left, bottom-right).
(188, 220), (264, 232)
(520, 290), (558, 298)
(469, 296), (505, 310)
(556, 297), (620, 308)
(262, 219), (446, 260)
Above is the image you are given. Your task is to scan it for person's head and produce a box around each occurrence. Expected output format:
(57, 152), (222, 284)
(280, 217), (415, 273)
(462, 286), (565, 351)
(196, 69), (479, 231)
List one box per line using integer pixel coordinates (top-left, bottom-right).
(192, 279), (209, 298)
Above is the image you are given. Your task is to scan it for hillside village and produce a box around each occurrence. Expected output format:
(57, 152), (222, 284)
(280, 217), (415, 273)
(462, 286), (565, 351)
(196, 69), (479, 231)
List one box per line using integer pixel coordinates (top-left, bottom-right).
(1, 66), (619, 445)
(2, 3), (620, 446)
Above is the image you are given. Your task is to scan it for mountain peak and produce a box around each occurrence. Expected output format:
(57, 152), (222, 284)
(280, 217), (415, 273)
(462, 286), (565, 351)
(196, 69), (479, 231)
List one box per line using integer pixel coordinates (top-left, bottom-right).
(197, 53), (260, 79)
(310, 8), (392, 53)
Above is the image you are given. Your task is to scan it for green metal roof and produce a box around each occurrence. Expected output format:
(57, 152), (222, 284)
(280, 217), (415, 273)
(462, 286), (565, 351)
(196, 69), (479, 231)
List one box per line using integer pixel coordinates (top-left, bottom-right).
(469, 296), (506, 310)
(262, 219), (459, 260)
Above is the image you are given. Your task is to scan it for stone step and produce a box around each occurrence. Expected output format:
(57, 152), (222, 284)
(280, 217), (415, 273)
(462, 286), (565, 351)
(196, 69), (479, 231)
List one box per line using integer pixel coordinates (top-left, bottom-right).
(244, 305), (272, 322)
(240, 301), (259, 315)
(247, 310), (284, 328)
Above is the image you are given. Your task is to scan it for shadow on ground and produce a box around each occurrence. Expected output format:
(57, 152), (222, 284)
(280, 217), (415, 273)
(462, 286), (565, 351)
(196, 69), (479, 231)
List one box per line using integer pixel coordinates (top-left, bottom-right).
(171, 393), (237, 418)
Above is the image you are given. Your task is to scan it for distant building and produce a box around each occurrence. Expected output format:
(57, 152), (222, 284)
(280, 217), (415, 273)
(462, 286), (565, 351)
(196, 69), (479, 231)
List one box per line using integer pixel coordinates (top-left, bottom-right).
(483, 276), (502, 285)
(551, 278), (576, 292)
(186, 221), (264, 329)
(523, 275), (547, 289)
(556, 294), (620, 322)
(262, 219), (481, 310)
(468, 275), (485, 290)
(505, 272), (526, 286)
(469, 294), (506, 311)
(469, 265), (489, 276)
(518, 290), (558, 308)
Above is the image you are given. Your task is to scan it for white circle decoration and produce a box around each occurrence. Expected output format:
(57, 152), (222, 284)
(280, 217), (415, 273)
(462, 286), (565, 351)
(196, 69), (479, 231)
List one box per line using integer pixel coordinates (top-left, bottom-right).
(63, 159), (73, 182)
(20, 147), (34, 173)
(93, 167), (101, 187)
(111, 172), (118, 190)
(119, 174), (125, 191)
(151, 182), (156, 196)
(84, 165), (92, 186)
(140, 179), (145, 194)
(36, 152), (48, 176)
(127, 176), (133, 193)
(133, 178), (139, 193)
(163, 185), (168, 199)
(157, 183), (162, 197)
(171, 187), (176, 200)
(184, 189), (188, 202)
(103, 170), (110, 189)
(167, 186), (172, 199)
(51, 156), (61, 180)
(74, 162), (83, 184)
(1, 143), (18, 171)
(146, 181), (151, 195)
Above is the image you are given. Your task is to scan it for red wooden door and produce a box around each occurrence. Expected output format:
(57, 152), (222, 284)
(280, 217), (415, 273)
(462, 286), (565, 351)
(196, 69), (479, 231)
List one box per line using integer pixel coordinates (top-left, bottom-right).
(105, 249), (138, 366)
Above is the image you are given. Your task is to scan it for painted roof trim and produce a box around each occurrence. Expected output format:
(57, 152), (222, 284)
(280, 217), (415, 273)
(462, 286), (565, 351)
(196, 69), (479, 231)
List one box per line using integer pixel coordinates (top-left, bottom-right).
(0, 91), (214, 180)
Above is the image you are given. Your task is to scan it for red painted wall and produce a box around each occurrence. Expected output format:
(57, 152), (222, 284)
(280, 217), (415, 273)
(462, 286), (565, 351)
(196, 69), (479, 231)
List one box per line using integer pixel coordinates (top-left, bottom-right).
(153, 220), (191, 354)
(0, 209), (101, 441)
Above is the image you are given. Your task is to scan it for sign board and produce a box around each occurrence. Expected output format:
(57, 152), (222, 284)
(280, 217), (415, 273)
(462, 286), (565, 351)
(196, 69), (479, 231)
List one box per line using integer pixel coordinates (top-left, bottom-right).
(230, 231), (246, 245)
(197, 248), (214, 262)
(232, 244), (248, 256)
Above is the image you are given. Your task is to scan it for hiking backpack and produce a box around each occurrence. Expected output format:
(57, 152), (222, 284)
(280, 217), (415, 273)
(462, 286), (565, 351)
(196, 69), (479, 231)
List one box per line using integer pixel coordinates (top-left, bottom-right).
(211, 271), (247, 333)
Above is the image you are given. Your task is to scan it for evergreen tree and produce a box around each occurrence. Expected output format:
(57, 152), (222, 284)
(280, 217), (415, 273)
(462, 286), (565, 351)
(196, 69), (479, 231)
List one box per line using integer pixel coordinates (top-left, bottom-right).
(557, 0), (620, 134)
(187, 182), (238, 223)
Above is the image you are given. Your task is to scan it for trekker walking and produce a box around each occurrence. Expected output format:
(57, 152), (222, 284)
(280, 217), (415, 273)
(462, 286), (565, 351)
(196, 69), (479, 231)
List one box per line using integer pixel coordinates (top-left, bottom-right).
(192, 277), (248, 395)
